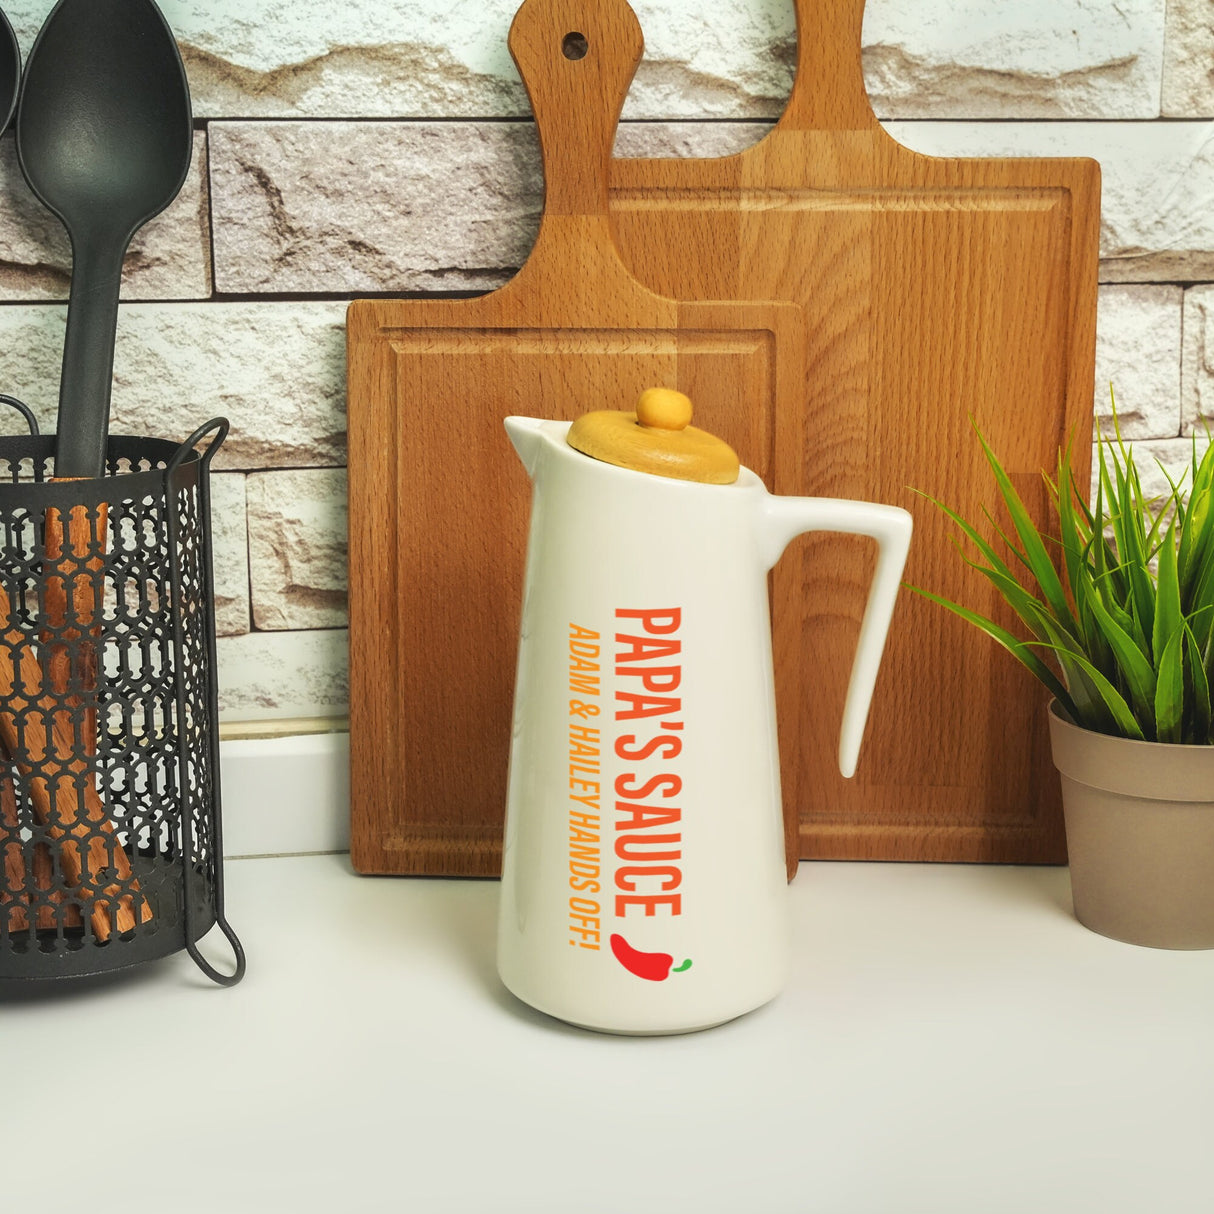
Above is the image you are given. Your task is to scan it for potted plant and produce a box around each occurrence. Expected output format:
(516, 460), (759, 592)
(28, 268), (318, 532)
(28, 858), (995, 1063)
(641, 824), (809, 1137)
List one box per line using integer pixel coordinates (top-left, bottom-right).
(913, 413), (1214, 949)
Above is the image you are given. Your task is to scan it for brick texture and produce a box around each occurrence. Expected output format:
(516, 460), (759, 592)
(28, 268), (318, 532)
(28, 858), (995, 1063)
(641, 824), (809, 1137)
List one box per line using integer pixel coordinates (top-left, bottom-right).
(0, 0), (1196, 722)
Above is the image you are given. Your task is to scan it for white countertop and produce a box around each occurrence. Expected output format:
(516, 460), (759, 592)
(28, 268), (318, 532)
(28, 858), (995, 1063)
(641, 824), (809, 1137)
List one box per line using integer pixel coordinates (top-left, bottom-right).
(4, 856), (1212, 1213)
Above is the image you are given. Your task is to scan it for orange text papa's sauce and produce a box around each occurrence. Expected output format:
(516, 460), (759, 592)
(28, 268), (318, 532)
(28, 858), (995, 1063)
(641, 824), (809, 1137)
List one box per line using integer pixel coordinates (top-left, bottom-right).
(563, 607), (685, 955)
(613, 608), (684, 920)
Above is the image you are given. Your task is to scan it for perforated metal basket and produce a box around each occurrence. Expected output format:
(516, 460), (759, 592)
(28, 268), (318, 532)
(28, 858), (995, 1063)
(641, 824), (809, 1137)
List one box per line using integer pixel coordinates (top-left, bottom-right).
(0, 400), (243, 985)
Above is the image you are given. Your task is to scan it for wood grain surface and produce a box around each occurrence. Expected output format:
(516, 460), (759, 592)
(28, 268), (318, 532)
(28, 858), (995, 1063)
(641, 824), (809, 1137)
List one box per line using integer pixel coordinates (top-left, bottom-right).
(347, 0), (808, 875)
(608, 0), (1099, 863)
(348, 0), (1099, 875)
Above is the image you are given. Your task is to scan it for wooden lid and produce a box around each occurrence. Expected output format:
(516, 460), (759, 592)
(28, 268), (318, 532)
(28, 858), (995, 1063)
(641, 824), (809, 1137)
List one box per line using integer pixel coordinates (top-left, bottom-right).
(566, 389), (740, 484)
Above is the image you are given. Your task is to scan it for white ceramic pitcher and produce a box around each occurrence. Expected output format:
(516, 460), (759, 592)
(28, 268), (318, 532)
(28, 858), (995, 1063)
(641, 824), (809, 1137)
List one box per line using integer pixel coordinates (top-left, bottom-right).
(497, 391), (912, 1034)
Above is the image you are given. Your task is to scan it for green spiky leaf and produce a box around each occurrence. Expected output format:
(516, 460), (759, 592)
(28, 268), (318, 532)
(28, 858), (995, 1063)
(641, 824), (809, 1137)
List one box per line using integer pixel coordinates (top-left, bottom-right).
(912, 398), (1214, 744)
(974, 427), (1076, 635)
(1032, 643), (1146, 740)
(906, 586), (1079, 720)
(1155, 627), (1185, 744)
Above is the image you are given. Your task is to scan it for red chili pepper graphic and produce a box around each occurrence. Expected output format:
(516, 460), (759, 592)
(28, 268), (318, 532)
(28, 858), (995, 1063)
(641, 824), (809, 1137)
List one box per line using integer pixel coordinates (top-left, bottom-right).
(609, 933), (691, 981)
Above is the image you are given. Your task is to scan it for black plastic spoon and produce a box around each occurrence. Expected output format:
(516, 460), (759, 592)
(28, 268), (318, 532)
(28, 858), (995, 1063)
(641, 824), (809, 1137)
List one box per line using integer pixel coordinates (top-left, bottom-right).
(16, 0), (192, 478)
(0, 6), (18, 134)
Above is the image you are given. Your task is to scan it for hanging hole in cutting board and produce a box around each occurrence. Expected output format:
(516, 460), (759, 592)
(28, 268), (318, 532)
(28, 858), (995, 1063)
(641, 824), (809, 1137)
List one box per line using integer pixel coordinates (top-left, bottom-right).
(562, 31), (588, 60)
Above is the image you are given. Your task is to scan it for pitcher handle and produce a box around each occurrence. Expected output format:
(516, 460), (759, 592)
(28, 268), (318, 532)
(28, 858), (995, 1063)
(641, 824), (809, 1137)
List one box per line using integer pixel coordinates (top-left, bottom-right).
(759, 496), (913, 779)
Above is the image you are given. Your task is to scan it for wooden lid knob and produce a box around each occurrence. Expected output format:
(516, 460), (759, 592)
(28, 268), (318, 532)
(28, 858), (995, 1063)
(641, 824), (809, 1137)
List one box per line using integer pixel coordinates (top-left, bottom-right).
(636, 388), (693, 431)
(566, 389), (740, 485)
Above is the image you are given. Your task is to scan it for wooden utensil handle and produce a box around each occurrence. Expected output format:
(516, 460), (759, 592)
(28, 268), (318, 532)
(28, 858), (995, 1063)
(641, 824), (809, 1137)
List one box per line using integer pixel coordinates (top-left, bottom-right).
(2, 766), (27, 929)
(508, 0), (643, 218)
(1, 748), (83, 934)
(25, 699), (150, 939)
(0, 575), (148, 941)
(0, 649), (149, 940)
(42, 486), (148, 938)
(781, 0), (881, 133)
(44, 495), (106, 751)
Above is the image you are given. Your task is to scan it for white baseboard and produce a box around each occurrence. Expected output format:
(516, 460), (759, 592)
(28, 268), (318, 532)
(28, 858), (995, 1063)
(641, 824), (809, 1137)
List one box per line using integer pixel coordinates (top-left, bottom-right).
(219, 730), (350, 857)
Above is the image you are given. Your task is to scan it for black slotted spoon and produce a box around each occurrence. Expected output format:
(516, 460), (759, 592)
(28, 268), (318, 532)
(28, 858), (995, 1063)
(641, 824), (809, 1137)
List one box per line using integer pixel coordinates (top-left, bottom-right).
(7, 1), (192, 939)
(16, 0), (192, 478)
(0, 5), (18, 134)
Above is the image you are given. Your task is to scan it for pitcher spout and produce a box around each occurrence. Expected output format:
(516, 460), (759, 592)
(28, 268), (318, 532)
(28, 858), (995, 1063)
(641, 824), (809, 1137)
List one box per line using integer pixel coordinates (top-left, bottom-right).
(505, 415), (547, 479)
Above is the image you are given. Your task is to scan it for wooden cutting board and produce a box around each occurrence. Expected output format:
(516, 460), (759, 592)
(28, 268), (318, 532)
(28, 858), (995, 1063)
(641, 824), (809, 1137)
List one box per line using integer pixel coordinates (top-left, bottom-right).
(347, 0), (810, 875)
(609, 0), (1100, 864)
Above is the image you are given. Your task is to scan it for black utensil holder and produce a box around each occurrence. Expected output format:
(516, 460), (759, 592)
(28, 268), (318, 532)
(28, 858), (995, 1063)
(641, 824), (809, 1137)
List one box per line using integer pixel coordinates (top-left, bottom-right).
(0, 410), (243, 985)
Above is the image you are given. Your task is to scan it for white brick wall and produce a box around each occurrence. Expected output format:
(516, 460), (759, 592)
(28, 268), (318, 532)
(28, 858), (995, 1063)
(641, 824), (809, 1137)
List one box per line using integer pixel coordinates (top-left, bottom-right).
(0, 0), (1203, 719)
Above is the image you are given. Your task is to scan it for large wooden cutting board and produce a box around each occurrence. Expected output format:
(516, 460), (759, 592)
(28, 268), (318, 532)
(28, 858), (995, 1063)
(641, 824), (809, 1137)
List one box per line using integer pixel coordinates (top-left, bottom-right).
(609, 0), (1100, 864)
(347, 0), (809, 875)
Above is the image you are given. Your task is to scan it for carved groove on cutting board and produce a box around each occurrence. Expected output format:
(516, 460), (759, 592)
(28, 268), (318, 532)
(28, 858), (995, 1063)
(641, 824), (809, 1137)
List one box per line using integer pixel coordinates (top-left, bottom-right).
(385, 326), (779, 486)
(612, 188), (1069, 215)
(385, 329), (774, 357)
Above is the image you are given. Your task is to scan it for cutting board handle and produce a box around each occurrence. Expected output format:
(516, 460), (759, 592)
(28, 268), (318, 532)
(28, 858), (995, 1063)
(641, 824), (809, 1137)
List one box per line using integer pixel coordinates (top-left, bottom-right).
(509, 0), (643, 219)
(780, 0), (881, 133)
